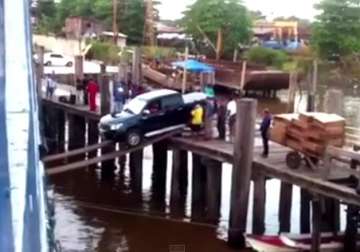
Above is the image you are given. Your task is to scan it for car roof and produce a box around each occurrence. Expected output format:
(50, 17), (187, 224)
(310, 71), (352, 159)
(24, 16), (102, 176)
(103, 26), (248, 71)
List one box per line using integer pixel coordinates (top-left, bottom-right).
(137, 89), (178, 101)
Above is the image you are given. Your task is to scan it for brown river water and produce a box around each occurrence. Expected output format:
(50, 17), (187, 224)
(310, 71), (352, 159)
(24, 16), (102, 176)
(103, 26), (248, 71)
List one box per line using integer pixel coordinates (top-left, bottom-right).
(50, 90), (360, 252)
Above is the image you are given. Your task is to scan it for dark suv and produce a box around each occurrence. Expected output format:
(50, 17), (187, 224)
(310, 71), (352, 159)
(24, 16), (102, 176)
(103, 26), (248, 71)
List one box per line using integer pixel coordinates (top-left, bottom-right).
(99, 89), (207, 146)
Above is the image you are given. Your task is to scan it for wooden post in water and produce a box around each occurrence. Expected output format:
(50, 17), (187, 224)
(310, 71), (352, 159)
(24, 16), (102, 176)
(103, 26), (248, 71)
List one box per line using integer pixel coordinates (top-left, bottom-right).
(252, 174), (266, 235)
(205, 158), (222, 222)
(300, 189), (311, 233)
(87, 120), (99, 169)
(56, 109), (65, 153)
(152, 141), (168, 189)
(67, 114), (86, 162)
(344, 204), (358, 251)
(129, 150), (143, 193)
(170, 149), (188, 215)
(228, 98), (257, 248)
(191, 153), (207, 220)
(278, 182), (293, 233)
(311, 196), (321, 252)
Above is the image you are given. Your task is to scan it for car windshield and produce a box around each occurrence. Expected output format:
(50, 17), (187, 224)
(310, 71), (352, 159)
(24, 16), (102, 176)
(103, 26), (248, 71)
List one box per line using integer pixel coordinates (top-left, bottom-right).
(124, 98), (147, 115)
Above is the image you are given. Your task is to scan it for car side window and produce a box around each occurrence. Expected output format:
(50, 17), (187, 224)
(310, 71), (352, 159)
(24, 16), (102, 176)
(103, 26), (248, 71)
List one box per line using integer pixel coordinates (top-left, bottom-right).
(161, 95), (182, 110)
(145, 100), (161, 114)
(51, 54), (63, 58)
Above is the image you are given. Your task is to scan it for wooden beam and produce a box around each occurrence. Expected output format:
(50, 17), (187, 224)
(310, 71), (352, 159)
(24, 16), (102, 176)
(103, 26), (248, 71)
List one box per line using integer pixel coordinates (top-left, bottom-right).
(42, 99), (100, 120)
(43, 141), (112, 163)
(46, 130), (180, 175)
(228, 98), (257, 248)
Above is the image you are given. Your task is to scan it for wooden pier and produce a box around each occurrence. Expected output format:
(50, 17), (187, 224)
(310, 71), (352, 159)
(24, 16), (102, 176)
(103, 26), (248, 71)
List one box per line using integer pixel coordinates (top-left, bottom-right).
(41, 95), (360, 251)
(37, 48), (360, 250)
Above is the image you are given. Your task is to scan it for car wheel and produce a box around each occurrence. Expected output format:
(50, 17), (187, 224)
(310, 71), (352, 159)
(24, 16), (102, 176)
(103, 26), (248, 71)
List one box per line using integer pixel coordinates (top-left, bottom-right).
(126, 129), (142, 147)
(66, 61), (73, 67)
(45, 61), (51, 66)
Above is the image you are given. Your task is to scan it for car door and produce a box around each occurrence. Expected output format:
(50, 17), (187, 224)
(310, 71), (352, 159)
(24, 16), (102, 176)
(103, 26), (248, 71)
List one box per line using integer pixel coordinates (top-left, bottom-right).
(161, 94), (184, 127)
(141, 99), (167, 136)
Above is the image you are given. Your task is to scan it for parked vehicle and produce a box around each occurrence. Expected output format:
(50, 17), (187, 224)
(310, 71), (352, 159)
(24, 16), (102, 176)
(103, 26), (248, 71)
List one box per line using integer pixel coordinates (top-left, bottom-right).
(42, 53), (73, 67)
(99, 89), (207, 146)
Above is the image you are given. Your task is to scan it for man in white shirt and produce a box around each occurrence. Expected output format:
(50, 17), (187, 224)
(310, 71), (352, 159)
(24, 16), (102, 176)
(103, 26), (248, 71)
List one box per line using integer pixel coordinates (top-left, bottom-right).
(226, 98), (237, 142)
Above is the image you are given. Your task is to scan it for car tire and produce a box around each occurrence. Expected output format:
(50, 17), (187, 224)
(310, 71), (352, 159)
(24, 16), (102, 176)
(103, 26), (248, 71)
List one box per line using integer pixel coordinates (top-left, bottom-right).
(45, 61), (51, 66)
(126, 129), (142, 147)
(66, 62), (73, 67)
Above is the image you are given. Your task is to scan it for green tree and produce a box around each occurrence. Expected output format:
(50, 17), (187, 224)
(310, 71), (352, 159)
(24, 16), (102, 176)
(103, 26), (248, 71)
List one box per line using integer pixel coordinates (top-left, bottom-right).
(35, 0), (57, 33)
(120, 0), (146, 44)
(182, 0), (252, 60)
(312, 0), (360, 60)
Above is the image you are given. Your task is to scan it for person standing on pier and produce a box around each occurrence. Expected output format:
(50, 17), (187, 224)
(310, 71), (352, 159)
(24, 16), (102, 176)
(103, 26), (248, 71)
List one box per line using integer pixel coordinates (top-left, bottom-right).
(87, 78), (99, 111)
(113, 80), (126, 113)
(260, 108), (272, 158)
(190, 104), (204, 136)
(45, 73), (56, 99)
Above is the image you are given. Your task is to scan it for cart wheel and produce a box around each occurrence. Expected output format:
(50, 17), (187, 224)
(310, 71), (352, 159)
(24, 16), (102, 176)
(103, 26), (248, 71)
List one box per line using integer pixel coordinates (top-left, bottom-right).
(286, 152), (302, 170)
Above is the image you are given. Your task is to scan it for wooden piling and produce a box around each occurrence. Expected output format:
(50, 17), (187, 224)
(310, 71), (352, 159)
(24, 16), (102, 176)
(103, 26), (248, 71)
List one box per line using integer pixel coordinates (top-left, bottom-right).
(322, 198), (340, 233)
(170, 150), (188, 204)
(279, 182), (293, 233)
(205, 158), (222, 222)
(170, 149), (188, 216)
(344, 205), (358, 251)
(191, 153), (207, 220)
(252, 174), (266, 235)
(43, 106), (58, 155)
(68, 114), (86, 162)
(55, 109), (65, 153)
(228, 98), (257, 248)
(311, 197), (321, 252)
(300, 189), (311, 233)
(129, 150), (143, 193)
(87, 120), (99, 168)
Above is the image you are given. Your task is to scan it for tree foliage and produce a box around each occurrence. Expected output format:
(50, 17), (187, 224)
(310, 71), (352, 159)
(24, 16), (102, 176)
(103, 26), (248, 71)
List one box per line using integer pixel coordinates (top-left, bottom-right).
(35, 0), (156, 44)
(312, 0), (360, 60)
(182, 0), (252, 58)
(246, 47), (288, 69)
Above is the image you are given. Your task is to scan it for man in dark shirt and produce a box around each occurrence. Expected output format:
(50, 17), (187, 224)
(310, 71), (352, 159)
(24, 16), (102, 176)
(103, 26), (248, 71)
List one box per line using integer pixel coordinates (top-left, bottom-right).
(260, 109), (272, 158)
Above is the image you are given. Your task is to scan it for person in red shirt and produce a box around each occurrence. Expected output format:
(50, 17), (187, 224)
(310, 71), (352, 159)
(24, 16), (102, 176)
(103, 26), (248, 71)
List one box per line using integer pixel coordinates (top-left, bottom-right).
(87, 78), (99, 111)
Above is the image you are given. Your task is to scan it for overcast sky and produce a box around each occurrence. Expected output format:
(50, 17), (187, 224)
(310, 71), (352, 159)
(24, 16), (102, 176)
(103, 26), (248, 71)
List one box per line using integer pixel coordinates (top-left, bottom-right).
(158, 0), (320, 21)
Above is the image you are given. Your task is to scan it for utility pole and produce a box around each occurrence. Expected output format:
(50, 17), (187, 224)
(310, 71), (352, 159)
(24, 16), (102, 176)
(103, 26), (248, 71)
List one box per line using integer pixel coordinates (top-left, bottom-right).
(143, 0), (155, 46)
(112, 0), (118, 45)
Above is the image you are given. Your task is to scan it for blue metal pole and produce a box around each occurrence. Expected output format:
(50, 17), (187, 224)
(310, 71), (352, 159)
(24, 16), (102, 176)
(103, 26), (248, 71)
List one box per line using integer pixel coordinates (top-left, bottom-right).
(0, 0), (15, 250)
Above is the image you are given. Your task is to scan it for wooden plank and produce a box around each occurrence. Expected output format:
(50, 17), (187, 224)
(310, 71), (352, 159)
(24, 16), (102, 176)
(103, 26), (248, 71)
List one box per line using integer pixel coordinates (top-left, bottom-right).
(47, 131), (180, 175)
(228, 98), (257, 248)
(43, 140), (112, 163)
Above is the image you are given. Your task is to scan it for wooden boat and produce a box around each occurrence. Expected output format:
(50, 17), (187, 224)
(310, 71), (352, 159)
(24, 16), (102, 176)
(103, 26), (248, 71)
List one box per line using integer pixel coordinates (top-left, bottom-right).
(246, 233), (358, 252)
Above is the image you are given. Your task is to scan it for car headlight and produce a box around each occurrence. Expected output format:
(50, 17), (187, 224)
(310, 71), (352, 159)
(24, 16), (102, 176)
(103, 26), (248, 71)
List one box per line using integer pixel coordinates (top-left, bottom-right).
(110, 123), (123, 130)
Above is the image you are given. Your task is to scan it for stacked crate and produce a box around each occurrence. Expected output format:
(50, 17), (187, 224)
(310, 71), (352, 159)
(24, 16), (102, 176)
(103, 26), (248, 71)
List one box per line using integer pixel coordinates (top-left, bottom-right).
(270, 112), (345, 157)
